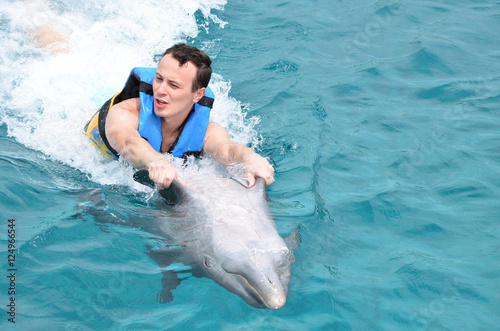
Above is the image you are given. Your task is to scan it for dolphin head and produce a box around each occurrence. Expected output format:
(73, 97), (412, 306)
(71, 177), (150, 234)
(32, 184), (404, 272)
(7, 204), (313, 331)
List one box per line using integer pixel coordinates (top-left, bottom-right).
(201, 239), (295, 309)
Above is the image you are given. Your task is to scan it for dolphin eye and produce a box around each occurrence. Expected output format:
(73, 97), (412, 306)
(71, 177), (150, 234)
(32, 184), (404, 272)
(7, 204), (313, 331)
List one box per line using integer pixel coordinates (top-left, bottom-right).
(204, 256), (213, 268)
(288, 255), (295, 263)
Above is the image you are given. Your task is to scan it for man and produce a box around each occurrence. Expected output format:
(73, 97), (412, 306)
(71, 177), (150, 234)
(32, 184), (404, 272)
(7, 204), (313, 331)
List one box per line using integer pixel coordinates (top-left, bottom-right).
(84, 43), (274, 188)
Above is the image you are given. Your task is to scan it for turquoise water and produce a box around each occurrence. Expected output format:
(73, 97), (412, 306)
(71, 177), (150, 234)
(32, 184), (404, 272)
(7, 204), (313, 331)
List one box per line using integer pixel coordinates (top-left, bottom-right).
(1, 0), (500, 329)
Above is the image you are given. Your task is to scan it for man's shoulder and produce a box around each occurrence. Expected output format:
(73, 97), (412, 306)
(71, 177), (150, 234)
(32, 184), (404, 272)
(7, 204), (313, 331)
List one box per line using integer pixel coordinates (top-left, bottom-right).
(108, 97), (141, 121)
(206, 121), (226, 134)
(204, 121), (231, 146)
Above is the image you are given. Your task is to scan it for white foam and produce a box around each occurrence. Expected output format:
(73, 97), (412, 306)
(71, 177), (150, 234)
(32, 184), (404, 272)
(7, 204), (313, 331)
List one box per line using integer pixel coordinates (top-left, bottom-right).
(0, 0), (261, 189)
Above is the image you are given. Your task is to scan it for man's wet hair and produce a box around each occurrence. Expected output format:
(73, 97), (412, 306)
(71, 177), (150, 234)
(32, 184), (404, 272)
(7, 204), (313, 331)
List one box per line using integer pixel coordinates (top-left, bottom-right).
(163, 43), (212, 92)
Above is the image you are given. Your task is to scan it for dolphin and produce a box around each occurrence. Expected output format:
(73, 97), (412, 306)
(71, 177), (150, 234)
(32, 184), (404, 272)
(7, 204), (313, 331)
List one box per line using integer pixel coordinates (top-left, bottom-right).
(134, 170), (299, 310)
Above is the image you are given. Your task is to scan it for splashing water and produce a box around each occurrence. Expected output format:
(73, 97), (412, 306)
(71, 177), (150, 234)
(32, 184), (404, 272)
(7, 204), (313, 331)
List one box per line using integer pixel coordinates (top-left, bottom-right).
(0, 0), (257, 187)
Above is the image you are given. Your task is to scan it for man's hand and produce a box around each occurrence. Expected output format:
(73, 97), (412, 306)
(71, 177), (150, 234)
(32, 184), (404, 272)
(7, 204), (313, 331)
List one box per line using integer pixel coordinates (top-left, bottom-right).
(148, 157), (179, 188)
(243, 152), (275, 187)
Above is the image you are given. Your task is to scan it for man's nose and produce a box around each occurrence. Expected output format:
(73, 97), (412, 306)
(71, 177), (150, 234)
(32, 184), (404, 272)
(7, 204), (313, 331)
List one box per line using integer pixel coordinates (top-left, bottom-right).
(157, 82), (169, 96)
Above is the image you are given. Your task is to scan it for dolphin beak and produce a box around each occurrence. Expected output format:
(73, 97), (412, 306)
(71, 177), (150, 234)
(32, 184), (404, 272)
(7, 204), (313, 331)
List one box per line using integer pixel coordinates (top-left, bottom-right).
(223, 270), (288, 309)
(264, 291), (287, 310)
(247, 274), (288, 310)
(218, 247), (292, 310)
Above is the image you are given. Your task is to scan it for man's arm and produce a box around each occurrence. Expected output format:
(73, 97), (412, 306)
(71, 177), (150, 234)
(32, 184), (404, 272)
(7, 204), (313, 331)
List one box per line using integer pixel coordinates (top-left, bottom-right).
(203, 122), (274, 186)
(105, 98), (178, 187)
(25, 0), (70, 55)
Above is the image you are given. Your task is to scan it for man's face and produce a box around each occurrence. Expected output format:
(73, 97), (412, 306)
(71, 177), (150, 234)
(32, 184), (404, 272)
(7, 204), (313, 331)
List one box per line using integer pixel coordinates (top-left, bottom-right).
(152, 54), (204, 120)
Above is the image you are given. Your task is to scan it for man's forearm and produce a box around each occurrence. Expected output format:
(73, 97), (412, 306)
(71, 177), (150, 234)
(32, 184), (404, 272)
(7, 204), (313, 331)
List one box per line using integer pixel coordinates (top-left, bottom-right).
(115, 136), (166, 170)
(209, 142), (257, 166)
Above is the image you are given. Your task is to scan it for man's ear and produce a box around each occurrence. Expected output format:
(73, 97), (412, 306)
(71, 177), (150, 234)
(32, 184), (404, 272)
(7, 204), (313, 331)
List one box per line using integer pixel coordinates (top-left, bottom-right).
(193, 87), (206, 103)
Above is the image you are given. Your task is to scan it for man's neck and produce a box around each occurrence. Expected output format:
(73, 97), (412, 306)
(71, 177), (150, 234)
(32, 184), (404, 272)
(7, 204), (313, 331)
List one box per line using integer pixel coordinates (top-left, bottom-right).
(161, 118), (183, 136)
(160, 106), (194, 137)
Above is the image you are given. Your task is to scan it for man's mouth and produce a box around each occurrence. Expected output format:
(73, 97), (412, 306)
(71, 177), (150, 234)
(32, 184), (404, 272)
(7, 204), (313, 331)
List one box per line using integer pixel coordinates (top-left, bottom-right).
(156, 98), (168, 107)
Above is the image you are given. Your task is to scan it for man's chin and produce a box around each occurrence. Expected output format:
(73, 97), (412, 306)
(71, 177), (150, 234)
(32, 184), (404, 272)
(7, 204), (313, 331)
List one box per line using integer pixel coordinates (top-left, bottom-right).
(153, 107), (167, 117)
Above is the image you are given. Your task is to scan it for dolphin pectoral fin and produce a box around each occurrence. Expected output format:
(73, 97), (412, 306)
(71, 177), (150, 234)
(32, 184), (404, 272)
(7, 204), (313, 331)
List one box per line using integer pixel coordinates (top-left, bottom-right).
(284, 226), (301, 251)
(157, 269), (183, 303)
(147, 245), (184, 268)
(231, 177), (267, 191)
(231, 177), (267, 200)
(231, 176), (250, 188)
(133, 169), (183, 205)
(147, 245), (190, 304)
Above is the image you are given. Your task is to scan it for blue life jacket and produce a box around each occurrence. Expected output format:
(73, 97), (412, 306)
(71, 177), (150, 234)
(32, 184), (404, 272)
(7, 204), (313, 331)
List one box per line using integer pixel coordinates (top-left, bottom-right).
(84, 67), (214, 160)
(133, 67), (214, 158)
